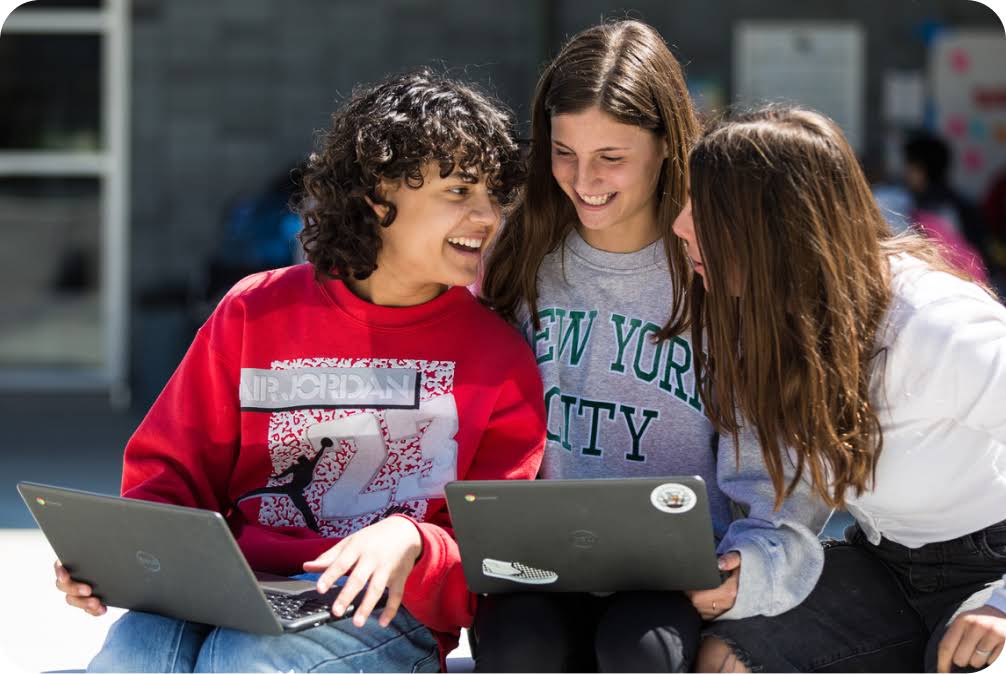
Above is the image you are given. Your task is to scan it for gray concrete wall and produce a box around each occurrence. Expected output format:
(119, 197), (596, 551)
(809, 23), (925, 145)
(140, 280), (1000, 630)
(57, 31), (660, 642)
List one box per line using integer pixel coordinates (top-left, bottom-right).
(129, 0), (544, 293)
(125, 0), (1003, 404)
(127, 0), (545, 404)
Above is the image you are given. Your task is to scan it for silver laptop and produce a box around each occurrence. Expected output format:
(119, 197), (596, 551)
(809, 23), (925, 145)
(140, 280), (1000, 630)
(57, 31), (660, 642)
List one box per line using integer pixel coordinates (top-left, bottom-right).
(18, 482), (360, 634)
(445, 476), (722, 593)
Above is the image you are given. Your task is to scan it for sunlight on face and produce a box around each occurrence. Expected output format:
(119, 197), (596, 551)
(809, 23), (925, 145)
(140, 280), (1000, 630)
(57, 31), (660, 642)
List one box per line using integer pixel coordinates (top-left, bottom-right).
(363, 162), (501, 305)
(550, 106), (667, 252)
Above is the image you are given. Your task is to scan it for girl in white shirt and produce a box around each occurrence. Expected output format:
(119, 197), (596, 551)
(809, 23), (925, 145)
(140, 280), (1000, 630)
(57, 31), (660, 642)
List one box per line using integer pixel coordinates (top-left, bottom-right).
(671, 105), (1006, 673)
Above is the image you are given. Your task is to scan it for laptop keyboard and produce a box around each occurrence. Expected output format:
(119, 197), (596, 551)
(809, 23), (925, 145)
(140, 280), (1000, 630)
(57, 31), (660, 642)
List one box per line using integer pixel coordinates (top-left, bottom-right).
(264, 590), (336, 621)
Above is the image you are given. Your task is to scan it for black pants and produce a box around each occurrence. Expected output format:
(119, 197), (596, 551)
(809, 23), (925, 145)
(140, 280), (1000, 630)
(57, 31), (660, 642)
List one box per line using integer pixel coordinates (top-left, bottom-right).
(473, 591), (701, 672)
(704, 522), (1006, 672)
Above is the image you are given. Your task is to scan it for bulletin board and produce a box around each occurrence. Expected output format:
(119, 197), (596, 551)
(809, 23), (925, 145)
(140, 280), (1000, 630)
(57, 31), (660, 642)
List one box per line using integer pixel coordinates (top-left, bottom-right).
(734, 22), (865, 153)
(931, 30), (1006, 199)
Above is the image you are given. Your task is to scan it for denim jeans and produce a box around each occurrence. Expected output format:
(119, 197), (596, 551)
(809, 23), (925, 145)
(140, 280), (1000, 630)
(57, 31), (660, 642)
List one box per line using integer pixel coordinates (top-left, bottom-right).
(86, 606), (439, 673)
(703, 521), (1006, 672)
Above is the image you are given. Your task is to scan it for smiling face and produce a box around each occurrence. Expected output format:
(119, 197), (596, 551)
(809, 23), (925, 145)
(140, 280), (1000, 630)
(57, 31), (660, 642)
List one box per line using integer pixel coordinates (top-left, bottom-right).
(359, 162), (501, 305)
(550, 106), (668, 252)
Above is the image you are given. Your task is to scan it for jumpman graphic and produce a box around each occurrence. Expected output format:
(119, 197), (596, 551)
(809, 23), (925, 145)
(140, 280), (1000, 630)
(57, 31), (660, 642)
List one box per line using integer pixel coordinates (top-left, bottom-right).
(237, 441), (331, 532)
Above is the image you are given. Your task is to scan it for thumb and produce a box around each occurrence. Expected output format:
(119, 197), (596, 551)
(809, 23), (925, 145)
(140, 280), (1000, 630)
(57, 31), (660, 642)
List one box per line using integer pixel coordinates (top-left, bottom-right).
(717, 551), (742, 572)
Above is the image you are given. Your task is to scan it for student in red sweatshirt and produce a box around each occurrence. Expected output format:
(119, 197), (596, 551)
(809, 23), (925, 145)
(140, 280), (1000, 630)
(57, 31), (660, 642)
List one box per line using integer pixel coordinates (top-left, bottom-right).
(53, 69), (546, 673)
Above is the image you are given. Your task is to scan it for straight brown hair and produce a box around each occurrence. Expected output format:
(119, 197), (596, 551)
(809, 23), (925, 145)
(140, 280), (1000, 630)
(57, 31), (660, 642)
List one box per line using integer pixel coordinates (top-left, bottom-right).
(688, 105), (989, 509)
(481, 19), (699, 338)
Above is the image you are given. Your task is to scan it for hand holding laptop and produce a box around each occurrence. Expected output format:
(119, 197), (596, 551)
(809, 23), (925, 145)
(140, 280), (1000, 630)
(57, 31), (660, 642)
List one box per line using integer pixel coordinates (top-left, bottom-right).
(302, 515), (421, 629)
(54, 559), (105, 617)
(685, 550), (742, 619)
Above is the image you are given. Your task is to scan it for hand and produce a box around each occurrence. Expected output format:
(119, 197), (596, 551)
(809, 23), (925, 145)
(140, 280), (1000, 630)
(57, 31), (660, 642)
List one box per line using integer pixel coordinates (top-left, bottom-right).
(54, 560), (106, 616)
(937, 605), (1006, 672)
(686, 551), (741, 620)
(303, 516), (422, 628)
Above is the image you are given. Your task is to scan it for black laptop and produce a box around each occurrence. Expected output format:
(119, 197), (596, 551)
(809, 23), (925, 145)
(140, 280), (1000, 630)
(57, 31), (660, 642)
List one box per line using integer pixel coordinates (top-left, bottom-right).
(18, 482), (358, 634)
(445, 476), (722, 593)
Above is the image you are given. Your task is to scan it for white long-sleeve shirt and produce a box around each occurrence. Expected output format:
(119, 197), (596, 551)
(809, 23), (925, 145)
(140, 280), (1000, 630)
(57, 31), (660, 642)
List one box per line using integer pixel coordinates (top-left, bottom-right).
(847, 254), (1006, 612)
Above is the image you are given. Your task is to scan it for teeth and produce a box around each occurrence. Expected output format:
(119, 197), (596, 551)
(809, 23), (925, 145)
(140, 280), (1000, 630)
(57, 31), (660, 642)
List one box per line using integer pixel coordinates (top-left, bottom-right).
(578, 192), (614, 206)
(447, 237), (483, 249)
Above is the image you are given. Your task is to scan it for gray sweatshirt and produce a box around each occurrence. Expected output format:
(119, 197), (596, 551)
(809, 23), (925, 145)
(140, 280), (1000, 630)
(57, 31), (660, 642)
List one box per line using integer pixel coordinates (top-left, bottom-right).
(520, 230), (831, 620)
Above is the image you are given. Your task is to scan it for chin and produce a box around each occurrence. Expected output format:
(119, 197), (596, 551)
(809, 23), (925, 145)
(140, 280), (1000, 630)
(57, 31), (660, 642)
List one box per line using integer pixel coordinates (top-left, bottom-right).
(446, 270), (479, 288)
(576, 214), (616, 231)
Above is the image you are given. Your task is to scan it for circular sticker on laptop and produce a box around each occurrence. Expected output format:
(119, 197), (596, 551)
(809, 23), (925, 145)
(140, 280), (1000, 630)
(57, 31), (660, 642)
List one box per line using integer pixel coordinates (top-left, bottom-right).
(650, 483), (697, 514)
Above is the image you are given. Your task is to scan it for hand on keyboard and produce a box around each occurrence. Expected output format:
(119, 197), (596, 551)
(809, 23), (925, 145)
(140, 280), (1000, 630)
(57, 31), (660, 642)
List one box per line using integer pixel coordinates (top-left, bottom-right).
(302, 516), (422, 628)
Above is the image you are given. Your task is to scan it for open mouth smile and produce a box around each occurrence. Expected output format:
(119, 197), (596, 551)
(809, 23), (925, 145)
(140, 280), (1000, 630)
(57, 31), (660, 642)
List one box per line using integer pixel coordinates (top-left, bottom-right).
(576, 192), (616, 207)
(446, 236), (484, 253)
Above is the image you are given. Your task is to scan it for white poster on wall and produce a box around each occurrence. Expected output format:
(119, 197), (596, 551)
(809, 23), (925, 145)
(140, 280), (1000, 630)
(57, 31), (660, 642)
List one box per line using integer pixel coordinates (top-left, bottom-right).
(931, 30), (1006, 199)
(734, 22), (865, 153)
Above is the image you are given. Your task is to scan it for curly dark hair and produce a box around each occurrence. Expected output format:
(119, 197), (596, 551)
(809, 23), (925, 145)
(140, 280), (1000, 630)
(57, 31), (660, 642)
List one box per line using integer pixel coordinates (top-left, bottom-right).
(294, 68), (524, 280)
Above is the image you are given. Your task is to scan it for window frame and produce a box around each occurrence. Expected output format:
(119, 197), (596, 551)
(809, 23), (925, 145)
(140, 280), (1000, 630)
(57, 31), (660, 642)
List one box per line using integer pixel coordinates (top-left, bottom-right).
(0, 0), (130, 404)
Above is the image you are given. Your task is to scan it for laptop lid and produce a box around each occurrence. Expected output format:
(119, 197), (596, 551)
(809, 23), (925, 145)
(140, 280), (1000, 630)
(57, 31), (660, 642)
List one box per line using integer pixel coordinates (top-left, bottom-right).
(18, 482), (286, 635)
(445, 477), (722, 593)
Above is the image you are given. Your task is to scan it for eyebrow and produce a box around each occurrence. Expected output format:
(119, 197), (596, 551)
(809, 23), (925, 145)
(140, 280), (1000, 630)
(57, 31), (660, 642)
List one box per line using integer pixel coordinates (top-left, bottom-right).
(552, 140), (630, 153)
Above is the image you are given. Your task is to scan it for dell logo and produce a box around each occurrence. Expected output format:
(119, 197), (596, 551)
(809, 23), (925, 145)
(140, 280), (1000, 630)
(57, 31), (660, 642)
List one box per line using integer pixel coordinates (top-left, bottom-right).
(135, 550), (161, 573)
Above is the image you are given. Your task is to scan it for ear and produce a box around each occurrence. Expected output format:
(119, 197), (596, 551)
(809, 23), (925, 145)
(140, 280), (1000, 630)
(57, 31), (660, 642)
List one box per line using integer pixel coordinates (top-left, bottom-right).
(363, 195), (389, 220)
(364, 182), (391, 220)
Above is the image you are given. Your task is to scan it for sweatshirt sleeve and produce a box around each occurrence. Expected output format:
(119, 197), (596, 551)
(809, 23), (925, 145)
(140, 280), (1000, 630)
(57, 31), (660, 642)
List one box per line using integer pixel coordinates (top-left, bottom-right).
(714, 423), (833, 621)
(121, 298), (242, 511)
(400, 342), (546, 632)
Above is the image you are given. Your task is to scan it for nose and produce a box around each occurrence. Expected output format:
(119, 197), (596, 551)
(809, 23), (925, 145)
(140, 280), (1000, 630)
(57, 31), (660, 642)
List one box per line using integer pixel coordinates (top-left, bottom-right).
(573, 159), (596, 192)
(469, 188), (500, 228)
(672, 206), (693, 240)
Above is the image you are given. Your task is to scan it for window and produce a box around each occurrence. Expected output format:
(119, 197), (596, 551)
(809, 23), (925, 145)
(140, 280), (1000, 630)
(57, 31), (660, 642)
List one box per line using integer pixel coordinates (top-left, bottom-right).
(0, 0), (128, 400)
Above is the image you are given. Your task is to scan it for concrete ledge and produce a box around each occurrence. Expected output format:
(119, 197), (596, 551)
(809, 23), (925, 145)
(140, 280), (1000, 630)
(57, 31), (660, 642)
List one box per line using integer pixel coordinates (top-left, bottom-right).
(0, 529), (474, 673)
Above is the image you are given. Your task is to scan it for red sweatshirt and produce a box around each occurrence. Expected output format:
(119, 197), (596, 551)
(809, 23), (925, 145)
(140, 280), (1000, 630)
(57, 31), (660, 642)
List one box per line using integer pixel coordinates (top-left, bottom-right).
(121, 264), (546, 659)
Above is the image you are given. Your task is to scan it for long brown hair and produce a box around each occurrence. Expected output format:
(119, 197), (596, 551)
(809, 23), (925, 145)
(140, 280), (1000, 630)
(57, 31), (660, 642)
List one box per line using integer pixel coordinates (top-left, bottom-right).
(689, 105), (986, 509)
(481, 20), (699, 337)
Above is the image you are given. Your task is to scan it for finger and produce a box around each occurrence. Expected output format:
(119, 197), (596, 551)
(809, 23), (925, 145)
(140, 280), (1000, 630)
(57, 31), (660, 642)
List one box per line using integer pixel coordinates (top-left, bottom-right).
(718, 551), (742, 572)
(332, 564), (375, 618)
(938, 619), (967, 673)
(953, 623), (984, 669)
(690, 577), (733, 605)
(725, 573), (740, 600)
(304, 539), (350, 574)
(692, 588), (730, 620)
(56, 576), (93, 598)
(66, 593), (105, 615)
(378, 578), (406, 628)
(970, 632), (1003, 669)
(352, 570), (390, 628)
(989, 640), (1003, 665)
(688, 589), (713, 608)
(315, 546), (359, 594)
(54, 562), (71, 589)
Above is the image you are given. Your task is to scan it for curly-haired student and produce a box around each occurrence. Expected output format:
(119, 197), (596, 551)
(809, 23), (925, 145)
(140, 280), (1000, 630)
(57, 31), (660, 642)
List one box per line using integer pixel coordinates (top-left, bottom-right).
(53, 69), (546, 673)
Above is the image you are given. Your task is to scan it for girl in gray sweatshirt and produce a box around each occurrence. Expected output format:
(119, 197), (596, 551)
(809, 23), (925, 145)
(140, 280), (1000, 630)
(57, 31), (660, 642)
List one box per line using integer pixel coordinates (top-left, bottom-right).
(479, 20), (830, 673)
